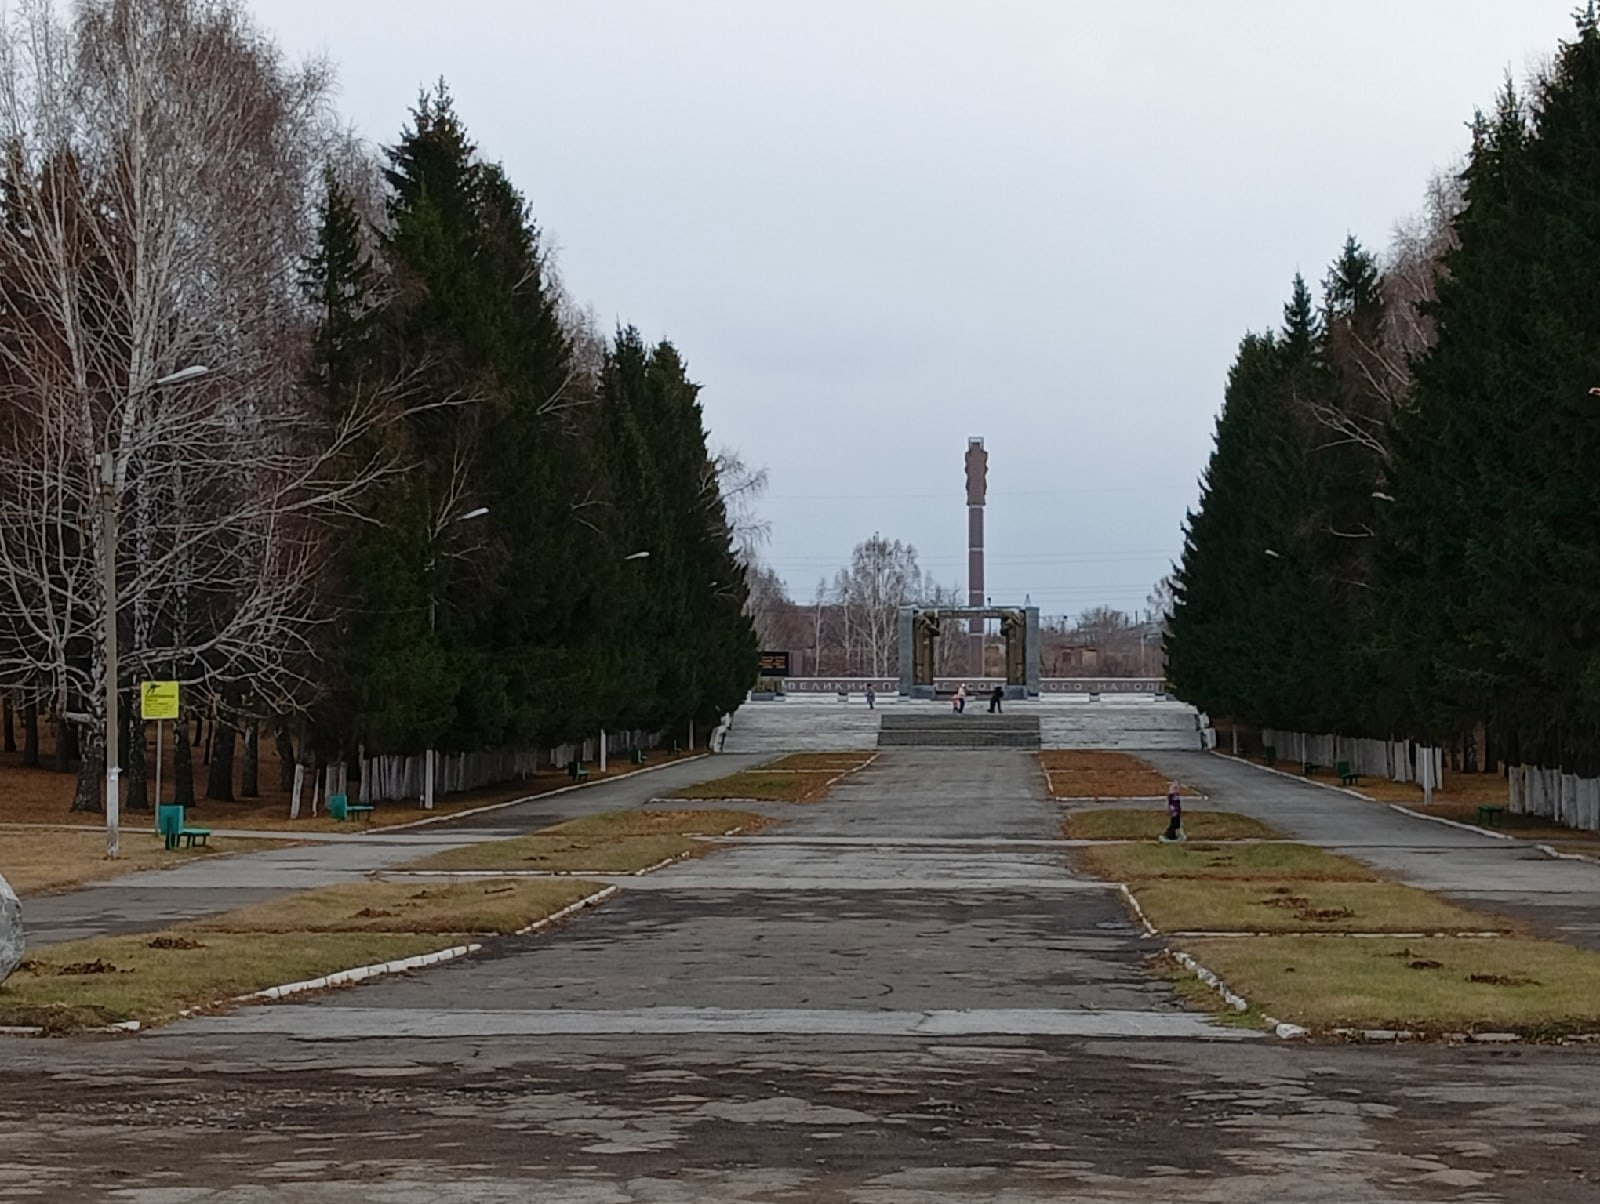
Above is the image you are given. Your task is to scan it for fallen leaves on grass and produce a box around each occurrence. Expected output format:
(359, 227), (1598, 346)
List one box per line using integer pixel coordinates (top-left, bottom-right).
(1078, 841), (1377, 883)
(187, 878), (602, 934)
(0, 932), (459, 1031)
(1181, 935), (1600, 1033)
(1132, 879), (1504, 935)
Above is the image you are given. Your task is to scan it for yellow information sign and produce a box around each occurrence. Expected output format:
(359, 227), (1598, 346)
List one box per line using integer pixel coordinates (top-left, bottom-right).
(140, 681), (180, 722)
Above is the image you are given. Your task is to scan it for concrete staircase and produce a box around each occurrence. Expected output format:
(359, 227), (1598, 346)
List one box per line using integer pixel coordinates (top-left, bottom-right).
(717, 697), (1208, 755)
(877, 712), (1041, 749)
(718, 701), (882, 754)
(1037, 700), (1205, 751)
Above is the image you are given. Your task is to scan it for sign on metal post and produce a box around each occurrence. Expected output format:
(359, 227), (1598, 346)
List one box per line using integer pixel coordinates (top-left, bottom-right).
(140, 681), (180, 721)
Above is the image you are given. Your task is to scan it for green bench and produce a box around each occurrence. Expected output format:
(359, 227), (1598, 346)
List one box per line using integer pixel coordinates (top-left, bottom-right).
(629, 748), (646, 766)
(1263, 745), (1277, 767)
(327, 793), (374, 821)
(567, 760), (589, 781)
(1336, 760), (1360, 786)
(156, 804), (211, 850)
(1476, 805), (1506, 828)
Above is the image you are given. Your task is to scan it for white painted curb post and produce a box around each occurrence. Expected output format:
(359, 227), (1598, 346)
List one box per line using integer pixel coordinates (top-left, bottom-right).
(600, 730), (607, 773)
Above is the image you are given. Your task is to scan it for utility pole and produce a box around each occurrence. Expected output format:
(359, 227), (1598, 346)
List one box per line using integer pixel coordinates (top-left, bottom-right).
(100, 451), (120, 857)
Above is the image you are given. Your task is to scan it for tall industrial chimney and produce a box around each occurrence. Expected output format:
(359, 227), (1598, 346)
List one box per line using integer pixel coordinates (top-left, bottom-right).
(965, 437), (987, 675)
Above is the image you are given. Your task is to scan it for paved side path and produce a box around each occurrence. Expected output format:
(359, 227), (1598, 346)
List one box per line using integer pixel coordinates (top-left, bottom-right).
(21, 754), (766, 943)
(1144, 751), (1600, 950)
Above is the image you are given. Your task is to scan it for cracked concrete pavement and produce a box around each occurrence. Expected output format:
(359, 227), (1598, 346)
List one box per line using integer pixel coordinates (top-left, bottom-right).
(2, 748), (1599, 1201)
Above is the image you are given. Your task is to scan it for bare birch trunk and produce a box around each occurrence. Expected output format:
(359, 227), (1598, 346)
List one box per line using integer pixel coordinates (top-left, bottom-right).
(240, 719), (259, 798)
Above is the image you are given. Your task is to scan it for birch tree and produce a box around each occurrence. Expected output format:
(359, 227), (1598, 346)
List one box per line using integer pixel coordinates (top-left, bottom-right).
(0, 0), (388, 810)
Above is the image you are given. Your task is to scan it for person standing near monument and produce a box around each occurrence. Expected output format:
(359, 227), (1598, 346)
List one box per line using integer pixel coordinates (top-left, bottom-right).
(865, 684), (876, 710)
(1160, 782), (1185, 842)
(988, 685), (1004, 714)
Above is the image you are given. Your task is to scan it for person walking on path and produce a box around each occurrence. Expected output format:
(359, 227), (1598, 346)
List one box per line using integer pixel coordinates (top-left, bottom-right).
(865, 684), (876, 710)
(988, 685), (1004, 714)
(1159, 782), (1185, 842)
(954, 683), (968, 714)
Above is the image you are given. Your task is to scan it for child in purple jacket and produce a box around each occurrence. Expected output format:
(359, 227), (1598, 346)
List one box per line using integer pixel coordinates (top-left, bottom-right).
(1160, 782), (1185, 842)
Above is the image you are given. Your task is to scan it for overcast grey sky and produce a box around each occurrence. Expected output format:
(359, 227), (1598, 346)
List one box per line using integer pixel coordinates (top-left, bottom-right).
(253, 1), (1574, 619)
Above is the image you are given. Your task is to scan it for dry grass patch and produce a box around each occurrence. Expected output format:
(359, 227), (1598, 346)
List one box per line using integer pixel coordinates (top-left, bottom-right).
(669, 770), (836, 804)
(187, 877), (601, 935)
(1079, 841), (1378, 883)
(405, 833), (699, 874)
(0, 931), (458, 1032)
(547, 809), (767, 838)
(1062, 810), (1279, 842)
(1136, 879), (1507, 935)
(1353, 775), (1508, 808)
(1039, 750), (1177, 799)
(1183, 934), (1600, 1034)
(760, 753), (873, 773)
(0, 827), (285, 897)
(405, 807), (766, 873)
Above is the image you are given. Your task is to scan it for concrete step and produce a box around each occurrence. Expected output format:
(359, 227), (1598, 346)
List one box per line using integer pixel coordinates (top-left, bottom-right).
(718, 698), (1209, 754)
(879, 713), (1040, 733)
(878, 729), (1042, 749)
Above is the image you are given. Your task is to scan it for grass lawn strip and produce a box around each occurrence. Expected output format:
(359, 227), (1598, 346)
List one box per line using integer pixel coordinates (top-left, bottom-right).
(760, 753), (876, 773)
(669, 769), (843, 804)
(0, 932), (463, 1033)
(1135, 879), (1509, 935)
(0, 827), (287, 897)
(1080, 840), (1378, 883)
(1062, 810), (1279, 841)
(401, 808), (767, 873)
(1183, 934), (1600, 1035)
(2, 876), (616, 1033)
(185, 877), (601, 934)
(403, 833), (703, 874)
(544, 809), (767, 838)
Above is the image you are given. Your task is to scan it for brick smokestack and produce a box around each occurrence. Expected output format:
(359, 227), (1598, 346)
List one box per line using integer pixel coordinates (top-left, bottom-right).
(965, 437), (987, 676)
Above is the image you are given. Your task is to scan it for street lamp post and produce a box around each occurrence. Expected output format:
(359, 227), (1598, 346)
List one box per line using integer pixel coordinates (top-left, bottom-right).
(100, 451), (121, 857)
(102, 365), (211, 857)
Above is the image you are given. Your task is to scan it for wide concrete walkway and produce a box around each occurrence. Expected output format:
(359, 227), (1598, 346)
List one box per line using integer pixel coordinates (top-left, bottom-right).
(176, 749), (1228, 1042)
(7, 749), (1600, 1201)
(1145, 751), (1600, 950)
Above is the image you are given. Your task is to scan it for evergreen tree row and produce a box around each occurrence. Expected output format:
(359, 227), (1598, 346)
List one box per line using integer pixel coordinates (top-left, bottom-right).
(303, 88), (755, 763)
(1168, 11), (1600, 776)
